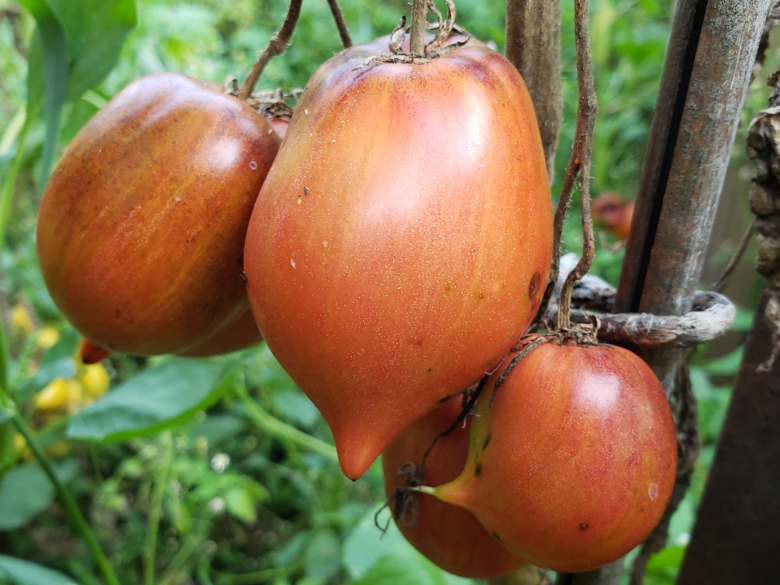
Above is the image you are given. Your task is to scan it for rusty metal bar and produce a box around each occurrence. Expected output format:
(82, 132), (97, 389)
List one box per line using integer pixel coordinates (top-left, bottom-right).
(675, 292), (780, 583)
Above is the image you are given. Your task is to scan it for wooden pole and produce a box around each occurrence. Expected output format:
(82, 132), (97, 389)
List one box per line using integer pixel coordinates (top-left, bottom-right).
(505, 0), (563, 181)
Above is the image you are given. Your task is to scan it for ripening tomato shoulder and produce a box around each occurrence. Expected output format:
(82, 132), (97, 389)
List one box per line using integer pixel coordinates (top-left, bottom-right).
(433, 342), (677, 572)
(383, 397), (523, 579)
(244, 35), (553, 478)
(37, 73), (277, 356)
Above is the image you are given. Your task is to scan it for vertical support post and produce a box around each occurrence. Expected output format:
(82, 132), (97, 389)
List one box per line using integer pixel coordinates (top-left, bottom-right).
(609, 0), (770, 584)
(552, 0), (770, 583)
(675, 67), (780, 582)
(505, 0), (563, 180)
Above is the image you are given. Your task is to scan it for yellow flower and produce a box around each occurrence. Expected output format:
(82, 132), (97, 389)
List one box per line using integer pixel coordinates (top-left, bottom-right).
(37, 327), (61, 350)
(79, 363), (110, 399)
(64, 379), (83, 412)
(45, 441), (71, 458)
(13, 433), (32, 461)
(35, 379), (70, 411)
(11, 304), (34, 336)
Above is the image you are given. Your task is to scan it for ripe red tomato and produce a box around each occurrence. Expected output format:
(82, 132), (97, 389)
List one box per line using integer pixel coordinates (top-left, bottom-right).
(244, 35), (552, 479)
(37, 73), (278, 356)
(177, 307), (262, 357)
(383, 397), (523, 579)
(430, 342), (677, 572)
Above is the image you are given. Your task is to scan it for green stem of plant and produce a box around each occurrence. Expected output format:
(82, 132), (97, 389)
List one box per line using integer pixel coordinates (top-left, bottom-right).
(0, 413), (71, 475)
(0, 112), (29, 468)
(0, 112), (30, 249)
(144, 431), (173, 585)
(0, 386), (120, 585)
(234, 376), (338, 464)
(214, 567), (288, 585)
(159, 536), (200, 585)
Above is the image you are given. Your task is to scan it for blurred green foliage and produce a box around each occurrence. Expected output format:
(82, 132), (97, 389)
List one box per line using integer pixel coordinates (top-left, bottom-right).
(0, 0), (767, 584)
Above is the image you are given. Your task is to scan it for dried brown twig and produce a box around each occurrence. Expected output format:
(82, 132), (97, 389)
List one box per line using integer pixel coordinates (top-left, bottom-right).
(533, 0), (597, 332)
(326, 0), (352, 49)
(239, 0), (303, 101)
(555, 0), (598, 331)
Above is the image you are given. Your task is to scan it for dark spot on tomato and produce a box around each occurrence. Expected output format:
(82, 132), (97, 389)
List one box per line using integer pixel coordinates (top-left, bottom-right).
(476, 290), (485, 300)
(492, 532), (502, 542)
(474, 463), (482, 477)
(115, 309), (122, 318)
(580, 522), (589, 531)
(438, 396), (449, 404)
(529, 272), (542, 299)
(427, 367), (433, 373)
(443, 282), (452, 294)
(482, 433), (492, 450)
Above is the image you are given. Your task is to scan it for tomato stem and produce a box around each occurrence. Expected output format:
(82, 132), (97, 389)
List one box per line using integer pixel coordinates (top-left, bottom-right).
(410, 0), (428, 56)
(238, 0), (303, 101)
(554, 0), (598, 331)
(326, 0), (352, 49)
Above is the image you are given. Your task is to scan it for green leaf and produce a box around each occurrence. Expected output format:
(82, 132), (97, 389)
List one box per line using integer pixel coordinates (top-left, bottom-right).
(349, 553), (439, 585)
(190, 414), (245, 448)
(0, 459), (78, 531)
(304, 529), (341, 580)
(271, 390), (321, 428)
(224, 486), (257, 525)
(66, 358), (239, 443)
(19, 1), (68, 186)
(49, 0), (137, 101)
(0, 409), (9, 425)
(21, 0), (137, 187)
(0, 555), (79, 585)
(343, 507), (409, 579)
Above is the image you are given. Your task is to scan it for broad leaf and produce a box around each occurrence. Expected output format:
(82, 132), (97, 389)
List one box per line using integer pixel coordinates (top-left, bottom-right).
(0, 460), (78, 531)
(19, 1), (67, 185)
(21, 0), (137, 186)
(67, 358), (239, 442)
(0, 555), (79, 585)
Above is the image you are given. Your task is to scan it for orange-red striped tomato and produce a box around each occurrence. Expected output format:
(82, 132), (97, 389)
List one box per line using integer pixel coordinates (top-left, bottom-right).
(38, 73), (277, 356)
(383, 397), (523, 578)
(244, 35), (552, 478)
(431, 343), (677, 572)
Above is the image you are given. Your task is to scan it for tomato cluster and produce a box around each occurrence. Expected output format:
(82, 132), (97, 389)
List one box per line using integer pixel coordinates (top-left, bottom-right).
(37, 32), (676, 578)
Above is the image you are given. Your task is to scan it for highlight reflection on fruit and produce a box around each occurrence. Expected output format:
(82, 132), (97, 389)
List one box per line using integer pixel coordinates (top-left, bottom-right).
(383, 397), (523, 579)
(424, 342), (677, 572)
(37, 73), (278, 356)
(244, 33), (553, 479)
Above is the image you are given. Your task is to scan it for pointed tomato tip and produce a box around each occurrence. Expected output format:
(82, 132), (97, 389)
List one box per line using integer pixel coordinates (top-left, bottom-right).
(336, 438), (382, 480)
(80, 338), (111, 364)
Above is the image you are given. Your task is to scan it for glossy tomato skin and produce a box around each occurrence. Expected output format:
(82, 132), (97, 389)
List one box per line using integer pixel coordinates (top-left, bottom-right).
(383, 398), (523, 579)
(437, 343), (677, 572)
(38, 73), (279, 355)
(244, 36), (552, 479)
(177, 307), (262, 357)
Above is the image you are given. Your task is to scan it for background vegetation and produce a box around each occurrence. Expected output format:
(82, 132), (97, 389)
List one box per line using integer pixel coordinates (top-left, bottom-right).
(0, 0), (770, 584)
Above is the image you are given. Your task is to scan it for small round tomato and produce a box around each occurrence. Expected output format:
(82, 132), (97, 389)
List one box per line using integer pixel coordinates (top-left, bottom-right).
(38, 73), (278, 356)
(429, 342), (677, 572)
